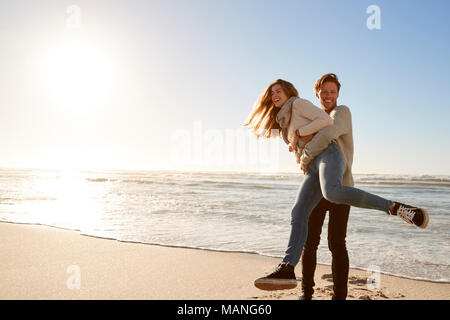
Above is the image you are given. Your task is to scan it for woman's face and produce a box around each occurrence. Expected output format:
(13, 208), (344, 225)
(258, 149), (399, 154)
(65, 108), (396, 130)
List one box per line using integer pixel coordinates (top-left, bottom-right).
(271, 84), (288, 108)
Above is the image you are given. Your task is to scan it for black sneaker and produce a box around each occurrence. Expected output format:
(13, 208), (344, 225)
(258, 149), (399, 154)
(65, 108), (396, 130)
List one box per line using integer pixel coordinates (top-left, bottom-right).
(390, 202), (429, 229)
(254, 262), (297, 290)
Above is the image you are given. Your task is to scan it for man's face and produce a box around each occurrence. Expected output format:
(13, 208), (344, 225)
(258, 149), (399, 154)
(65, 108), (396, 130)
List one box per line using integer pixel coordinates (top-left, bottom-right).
(316, 81), (339, 112)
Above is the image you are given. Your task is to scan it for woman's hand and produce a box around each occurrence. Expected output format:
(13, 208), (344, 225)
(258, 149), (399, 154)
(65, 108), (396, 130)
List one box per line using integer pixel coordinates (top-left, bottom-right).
(300, 161), (309, 174)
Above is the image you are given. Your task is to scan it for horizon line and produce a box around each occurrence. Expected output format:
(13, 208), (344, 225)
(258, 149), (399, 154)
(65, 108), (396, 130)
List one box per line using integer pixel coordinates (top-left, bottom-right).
(0, 166), (448, 176)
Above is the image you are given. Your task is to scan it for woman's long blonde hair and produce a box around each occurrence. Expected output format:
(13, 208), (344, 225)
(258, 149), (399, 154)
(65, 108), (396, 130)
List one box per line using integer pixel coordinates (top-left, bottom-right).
(243, 79), (299, 139)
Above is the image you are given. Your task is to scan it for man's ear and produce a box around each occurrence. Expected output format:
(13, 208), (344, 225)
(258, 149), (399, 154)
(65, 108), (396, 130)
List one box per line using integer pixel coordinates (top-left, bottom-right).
(315, 92), (319, 99)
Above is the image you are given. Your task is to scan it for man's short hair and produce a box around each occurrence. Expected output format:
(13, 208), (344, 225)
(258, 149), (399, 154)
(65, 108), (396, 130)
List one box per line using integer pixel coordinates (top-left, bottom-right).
(314, 73), (341, 93)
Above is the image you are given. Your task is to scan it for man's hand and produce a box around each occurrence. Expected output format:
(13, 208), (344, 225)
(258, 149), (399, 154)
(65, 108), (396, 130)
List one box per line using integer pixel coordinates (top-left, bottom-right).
(289, 134), (300, 152)
(297, 130), (315, 143)
(300, 161), (309, 174)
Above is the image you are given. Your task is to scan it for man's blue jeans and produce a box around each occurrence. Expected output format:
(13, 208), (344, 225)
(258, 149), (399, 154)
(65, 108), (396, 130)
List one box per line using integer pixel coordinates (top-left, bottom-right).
(283, 141), (393, 267)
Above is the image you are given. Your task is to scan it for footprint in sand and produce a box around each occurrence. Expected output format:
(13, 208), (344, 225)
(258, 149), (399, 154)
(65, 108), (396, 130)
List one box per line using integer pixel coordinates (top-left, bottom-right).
(321, 274), (333, 282)
(348, 275), (368, 286)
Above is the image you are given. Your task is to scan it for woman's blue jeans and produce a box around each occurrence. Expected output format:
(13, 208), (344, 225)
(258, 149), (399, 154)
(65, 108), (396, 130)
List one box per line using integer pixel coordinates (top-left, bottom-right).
(283, 141), (393, 267)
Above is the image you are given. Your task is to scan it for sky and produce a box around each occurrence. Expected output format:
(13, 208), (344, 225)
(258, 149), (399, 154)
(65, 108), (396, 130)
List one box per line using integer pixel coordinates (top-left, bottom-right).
(1, 0), (449, 175)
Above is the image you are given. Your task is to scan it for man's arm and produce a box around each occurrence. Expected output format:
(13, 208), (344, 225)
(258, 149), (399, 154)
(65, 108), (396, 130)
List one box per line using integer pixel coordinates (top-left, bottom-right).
(299, 105), (352, 165)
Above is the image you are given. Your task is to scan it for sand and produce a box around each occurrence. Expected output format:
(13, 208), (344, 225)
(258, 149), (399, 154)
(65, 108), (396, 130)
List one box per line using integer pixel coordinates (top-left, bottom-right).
(0, 222), (448, 300)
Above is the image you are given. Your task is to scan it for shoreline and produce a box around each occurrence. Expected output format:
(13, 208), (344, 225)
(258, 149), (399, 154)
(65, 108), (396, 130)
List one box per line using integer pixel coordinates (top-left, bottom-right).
(1, 220), (447, 285)
(1, 221), (449, 300)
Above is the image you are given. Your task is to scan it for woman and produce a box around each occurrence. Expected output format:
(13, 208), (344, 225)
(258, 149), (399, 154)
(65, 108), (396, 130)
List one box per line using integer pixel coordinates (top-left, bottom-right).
(244, 79), (429, 291)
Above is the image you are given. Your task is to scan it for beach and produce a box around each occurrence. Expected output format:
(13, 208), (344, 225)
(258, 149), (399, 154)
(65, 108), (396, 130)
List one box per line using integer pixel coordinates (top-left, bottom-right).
(1, 222), (448, 300)
(2, 169), (449, 284)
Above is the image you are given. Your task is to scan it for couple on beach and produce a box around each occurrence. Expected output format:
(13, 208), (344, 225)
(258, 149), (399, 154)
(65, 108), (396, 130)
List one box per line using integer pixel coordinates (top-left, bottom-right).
(244, 73), (429, 300)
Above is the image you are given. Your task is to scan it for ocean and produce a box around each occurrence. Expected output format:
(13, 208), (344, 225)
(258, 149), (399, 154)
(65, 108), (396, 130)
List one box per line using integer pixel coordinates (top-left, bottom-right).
(0, 168), (448, 283)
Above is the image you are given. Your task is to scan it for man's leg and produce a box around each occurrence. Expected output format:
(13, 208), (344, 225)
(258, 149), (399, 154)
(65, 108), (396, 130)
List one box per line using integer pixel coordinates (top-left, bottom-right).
(301, 198), (328, 299)
(328, 202), (351, 300)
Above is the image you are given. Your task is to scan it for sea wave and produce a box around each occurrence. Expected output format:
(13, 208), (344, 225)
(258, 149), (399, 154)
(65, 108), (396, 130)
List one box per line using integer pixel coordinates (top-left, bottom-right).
(355, 180), (450, 187)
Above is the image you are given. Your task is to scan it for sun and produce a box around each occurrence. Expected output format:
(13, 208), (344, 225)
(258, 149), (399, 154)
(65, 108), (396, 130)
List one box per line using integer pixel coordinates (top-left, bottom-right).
(44, 41), (113, 108)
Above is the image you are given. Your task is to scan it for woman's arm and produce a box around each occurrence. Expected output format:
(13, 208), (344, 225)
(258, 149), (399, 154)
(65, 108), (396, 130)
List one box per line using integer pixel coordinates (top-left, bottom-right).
(300, 105), (352, 165)
(292, 98), (333, 136)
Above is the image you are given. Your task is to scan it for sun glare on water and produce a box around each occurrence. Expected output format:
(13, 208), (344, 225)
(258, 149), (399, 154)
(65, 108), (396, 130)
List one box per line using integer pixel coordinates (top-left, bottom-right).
(44, 41), (113, 108)
(28, 170), (103, 230)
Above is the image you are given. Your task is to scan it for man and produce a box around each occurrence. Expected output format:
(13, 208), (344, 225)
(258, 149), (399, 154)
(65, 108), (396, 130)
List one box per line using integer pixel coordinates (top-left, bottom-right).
(294, 73), (353, 300)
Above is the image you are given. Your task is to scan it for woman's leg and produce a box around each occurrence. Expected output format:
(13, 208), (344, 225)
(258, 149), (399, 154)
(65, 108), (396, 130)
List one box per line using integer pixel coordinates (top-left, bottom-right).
(318, 142), (393, 214)
(254, 162), (324, 290)
(282, 163), (324, 267)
